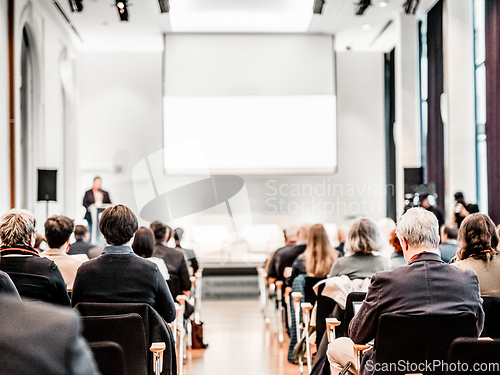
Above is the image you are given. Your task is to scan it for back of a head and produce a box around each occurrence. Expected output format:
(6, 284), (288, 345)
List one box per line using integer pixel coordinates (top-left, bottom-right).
(74, 225), (88, 239)
(99, 205), (138, 246)
(305, 224), (334, 276)
(389, 229), (403, 255)
(346, 218), (383, 254)
(457, 213), (499, 261)
(0, 209), (36, 248)
(174, 228), (184, 242)
(285, 225), (298, 243)
(132, 227), (155, 258)
(298, 223), (311, 242)
(443, 225), (458, 240)
(396, 208), (439, 249)
(454, 191), (465, 202)
(34, 233), (46, 249)
(150, 221), (167, 242)
(44, 216), (74, 249)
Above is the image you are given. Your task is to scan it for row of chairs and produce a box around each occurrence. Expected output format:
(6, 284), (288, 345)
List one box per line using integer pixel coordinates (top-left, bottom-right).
(257, 269), (500, 375)
(77, 268), (204, 375)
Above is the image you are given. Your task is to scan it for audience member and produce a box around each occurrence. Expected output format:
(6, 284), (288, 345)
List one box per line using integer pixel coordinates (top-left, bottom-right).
(0, 294), (99, 374)
(266, 225), (298, 283)
(132, 227), (170, 281)
(0, 209), (70, 306)
(151, 221), (191, 299)
(72, 205), (176, 323)
(0, 270), (20, 297)
(336, 226), (349, 258)
(438, 224), (458, 263)
(288, 224), (338, 284)
(454, 213), (500, 297)
(454, 191), (480, 228)
(34, 233), (46, 253)
(327, 208), (484, 375)
(388, 229), (405, 269)
(41, 216), (86, 292)
(419, 193), (444, 230)
(328, 218), (388, 280)
(174, 227), (199, 275)
(68, 225), (96, 257)
(276, 223), (311, 282)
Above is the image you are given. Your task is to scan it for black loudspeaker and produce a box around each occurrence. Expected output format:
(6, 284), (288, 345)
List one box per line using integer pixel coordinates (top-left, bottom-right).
(37, 169), (57, 202)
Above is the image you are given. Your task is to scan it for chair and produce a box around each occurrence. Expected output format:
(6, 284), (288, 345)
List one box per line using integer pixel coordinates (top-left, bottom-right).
(75, 302), (176, 375)
(81, 313), (148, 375)
(176, 295), (187, 375)
(304, 276), (326, 306)
(88, 341), (126, 375)
(446, 337), (500, 374)
(301, 302), (314, 373)
(481, 297), (500, 339)
(276, 280), (285, 343)
(292, 292), (305, 374)
(358, 313), (477, 375)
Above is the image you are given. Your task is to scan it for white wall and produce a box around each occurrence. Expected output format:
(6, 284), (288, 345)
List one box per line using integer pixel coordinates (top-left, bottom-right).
(77, 49), (387, 231)
(0, 0), (9, 214)
(76, 50), (164, 222)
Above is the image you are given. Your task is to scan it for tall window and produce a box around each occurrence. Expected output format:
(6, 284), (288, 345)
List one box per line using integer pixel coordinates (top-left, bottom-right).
(474, 0), (488, 212)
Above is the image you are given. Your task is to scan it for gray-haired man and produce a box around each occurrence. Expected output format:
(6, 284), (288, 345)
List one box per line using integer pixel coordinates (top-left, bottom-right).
(327, 208), (484, 375)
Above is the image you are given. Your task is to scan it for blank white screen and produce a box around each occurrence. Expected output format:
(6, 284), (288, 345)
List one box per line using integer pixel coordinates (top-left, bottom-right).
(164, 34), (337, 175)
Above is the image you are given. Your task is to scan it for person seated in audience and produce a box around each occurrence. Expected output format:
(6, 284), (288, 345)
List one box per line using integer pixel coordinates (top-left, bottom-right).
(0, 294), (99, 374)
(328, 218), (389, 280)
(0, 270), (20, 297)
(454, 213), (500, 297)
(278, 223), (311, 285)
(266, 225), (298, 284)
(68, 225), (96, 257)
(327, 208), (484, 375)
(288, 224), (338, 285)
(438, 224), (458, 263)
(0, 209), (70, 306)
(388, 229), (406, 270)
(174, 227), (199, 275)
(34, 233), (46, 253)
(151, 221), (191, 299)
(132, 227), (170, 281)
(41, 216), (87, 292)
(454, 191), (479, 228)
(336, 226), (349, 258)
(72, 205), (176, 323)
(419, 193), (444, 231)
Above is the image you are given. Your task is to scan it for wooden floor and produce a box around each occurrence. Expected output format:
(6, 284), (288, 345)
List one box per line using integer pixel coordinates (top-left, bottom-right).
(184, 299), (300, 375)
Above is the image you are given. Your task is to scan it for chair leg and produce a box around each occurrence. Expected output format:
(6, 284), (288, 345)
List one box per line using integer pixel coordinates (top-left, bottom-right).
(301, 303), (313, 374)
(292, 292), (304, 375)
(285, 287), (292, 334)
(176, 295), (187, 375)
(151, 343), (166, 375)
(276, 281), (284, 343)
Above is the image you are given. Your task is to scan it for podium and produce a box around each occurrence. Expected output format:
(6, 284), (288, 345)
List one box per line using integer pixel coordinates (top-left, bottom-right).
(89, 203), (112, 245)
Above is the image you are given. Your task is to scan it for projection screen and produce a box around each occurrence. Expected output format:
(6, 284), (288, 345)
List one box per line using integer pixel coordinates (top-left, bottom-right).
(163, 34), (337, 175)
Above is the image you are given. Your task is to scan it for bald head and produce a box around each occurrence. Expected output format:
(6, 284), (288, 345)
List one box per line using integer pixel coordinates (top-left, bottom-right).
(297, 223), (311, 242)
(337, 226), (349, 244)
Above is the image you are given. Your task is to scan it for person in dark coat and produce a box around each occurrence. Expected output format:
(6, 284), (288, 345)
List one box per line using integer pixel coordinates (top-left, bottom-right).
(72, 205), (175, 323)
(327, 208), (484, 375)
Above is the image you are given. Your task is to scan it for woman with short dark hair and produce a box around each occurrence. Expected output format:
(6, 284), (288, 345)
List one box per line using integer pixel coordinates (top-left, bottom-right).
(454, 213), (500, 297)
(72, 205), (175, 322)
(132, 227), (170, 281)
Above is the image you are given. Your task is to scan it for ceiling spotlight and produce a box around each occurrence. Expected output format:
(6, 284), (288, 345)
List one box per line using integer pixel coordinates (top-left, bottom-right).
(67, 0), (83, 12)
(355, 0), (372, 16)
(158, 0), (169, 13)
(403, 0), (419, 14)
(313, 0), (325, 14)
(379, 0), (388, 7)
(115, 0), (129, 21)
(362, 23), (371, 30)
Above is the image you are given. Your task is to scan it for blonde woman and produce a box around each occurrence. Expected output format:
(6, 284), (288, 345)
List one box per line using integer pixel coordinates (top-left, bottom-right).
(289, 224), (338, 283)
